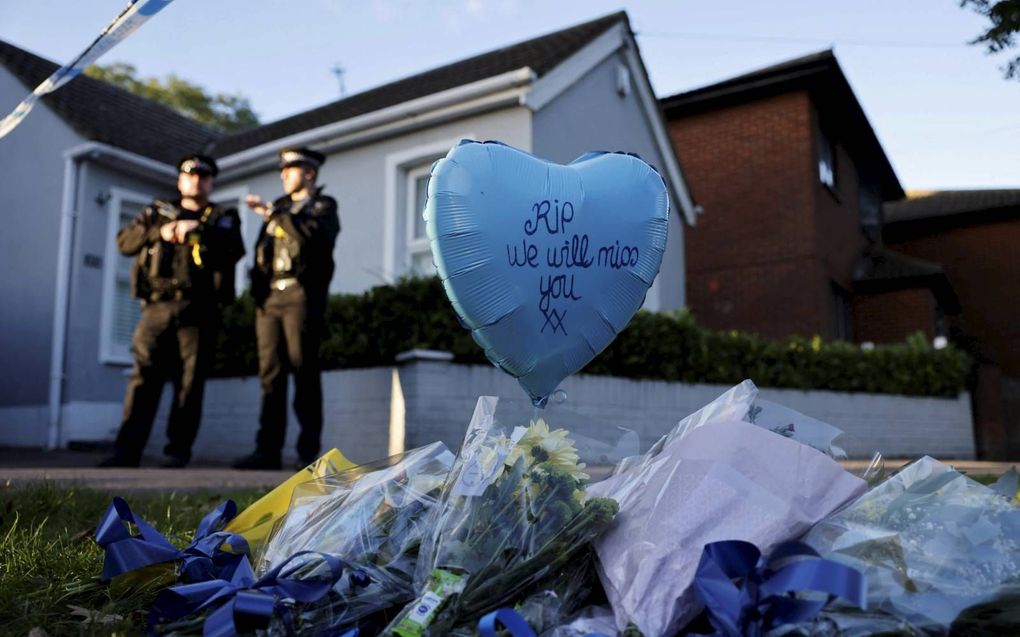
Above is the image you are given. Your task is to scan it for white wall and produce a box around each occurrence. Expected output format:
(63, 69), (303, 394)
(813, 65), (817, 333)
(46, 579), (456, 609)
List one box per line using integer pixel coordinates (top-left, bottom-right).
(118, 359), (977, 464)
(0, 66), (84, 408)
(62, 160), (175, 404)
(217, 106), (532, 296)
(142, 368), (395, 465)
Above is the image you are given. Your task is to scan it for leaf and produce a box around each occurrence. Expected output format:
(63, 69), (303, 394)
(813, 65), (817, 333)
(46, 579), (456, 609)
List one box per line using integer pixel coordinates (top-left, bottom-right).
(67, 605), (124, 624)
(69, 526), (95, 543)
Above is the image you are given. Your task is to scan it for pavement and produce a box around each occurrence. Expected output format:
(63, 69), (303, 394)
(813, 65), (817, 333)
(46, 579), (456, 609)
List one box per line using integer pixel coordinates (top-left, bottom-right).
(0, 447), (292, 492)
(0, 447), (1014, 492)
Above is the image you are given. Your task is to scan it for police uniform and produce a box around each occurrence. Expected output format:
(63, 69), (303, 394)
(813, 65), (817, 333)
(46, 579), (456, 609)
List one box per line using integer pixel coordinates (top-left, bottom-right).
(100, 155), (244, 467)
(236, 147), (340, 470)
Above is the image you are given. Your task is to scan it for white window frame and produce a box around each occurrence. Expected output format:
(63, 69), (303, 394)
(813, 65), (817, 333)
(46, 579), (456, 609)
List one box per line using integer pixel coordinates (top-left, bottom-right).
(100, 187), (154, 365)
(211, 184), (250, 295)
(383, 134), (474, 279)
(405, 163), (434, 276)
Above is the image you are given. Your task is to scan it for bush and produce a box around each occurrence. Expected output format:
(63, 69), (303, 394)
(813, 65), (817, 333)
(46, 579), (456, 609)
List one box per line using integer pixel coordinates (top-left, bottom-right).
(213, 277), (971, 398)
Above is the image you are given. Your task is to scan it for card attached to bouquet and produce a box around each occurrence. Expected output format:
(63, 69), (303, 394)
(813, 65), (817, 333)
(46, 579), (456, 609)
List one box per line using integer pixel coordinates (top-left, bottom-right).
(392, 569), (467, 637)
(451, 425), (527, 497)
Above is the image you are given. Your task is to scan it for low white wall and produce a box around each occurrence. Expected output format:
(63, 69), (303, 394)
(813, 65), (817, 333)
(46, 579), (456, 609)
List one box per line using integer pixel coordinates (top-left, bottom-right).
(0, 405), (49, 446)
(143, 368), (394, 464)
(397, 359), (976, 460)
(126, 354), (976, 463)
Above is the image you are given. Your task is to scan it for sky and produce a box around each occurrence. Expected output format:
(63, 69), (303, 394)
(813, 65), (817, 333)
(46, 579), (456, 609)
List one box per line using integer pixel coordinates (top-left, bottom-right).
(1, 0), (1017, 190)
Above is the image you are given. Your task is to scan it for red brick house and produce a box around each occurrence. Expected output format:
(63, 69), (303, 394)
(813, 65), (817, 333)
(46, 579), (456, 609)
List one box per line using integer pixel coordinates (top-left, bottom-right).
(660, 51), (1017, 457)
(660, 50), (908, 342)
(882, 190), (1020, 457)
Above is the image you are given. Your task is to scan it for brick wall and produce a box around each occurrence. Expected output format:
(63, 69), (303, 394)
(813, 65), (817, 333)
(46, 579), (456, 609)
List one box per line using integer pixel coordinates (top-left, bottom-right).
(853, 288), (937, 344)
(885, 217), (1020, 375)
(669, 90), (866, 340)
(813, 116), (870, 329)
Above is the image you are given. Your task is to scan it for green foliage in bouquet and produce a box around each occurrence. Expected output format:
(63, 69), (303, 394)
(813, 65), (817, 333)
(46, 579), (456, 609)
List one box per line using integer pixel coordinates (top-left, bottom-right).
(384, 420), (619, 636)
(212, 278), (970, 398)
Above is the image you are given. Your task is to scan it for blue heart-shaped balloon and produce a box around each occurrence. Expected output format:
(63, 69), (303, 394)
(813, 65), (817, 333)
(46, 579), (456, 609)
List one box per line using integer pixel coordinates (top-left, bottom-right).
(426, 140), (669, 404)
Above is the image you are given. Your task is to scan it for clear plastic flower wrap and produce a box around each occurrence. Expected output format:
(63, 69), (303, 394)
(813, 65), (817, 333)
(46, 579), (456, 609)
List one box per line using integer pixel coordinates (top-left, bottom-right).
(257, 442), (456, 636)
(382, 395), (640, 636)
(587, 381), (867, 637)
(745, 396), (848, 459)
(783, 456), (1020, 636)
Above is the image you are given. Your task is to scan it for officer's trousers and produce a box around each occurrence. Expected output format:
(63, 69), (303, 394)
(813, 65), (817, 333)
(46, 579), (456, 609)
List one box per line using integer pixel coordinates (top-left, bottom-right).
(114, 299), (216, 462)
(254, 284), (324, 462)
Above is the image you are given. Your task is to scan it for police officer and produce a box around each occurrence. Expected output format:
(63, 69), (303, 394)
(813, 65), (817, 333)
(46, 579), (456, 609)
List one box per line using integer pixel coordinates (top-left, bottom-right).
(234, 147), (340, 470)
(99, 155), (244, 468)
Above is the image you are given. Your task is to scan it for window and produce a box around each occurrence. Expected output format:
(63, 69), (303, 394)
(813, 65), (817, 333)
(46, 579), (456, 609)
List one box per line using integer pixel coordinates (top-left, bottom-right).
(384, 136), (472, 280)
(830, 282), (853, 342)
(100, 188), (152, 364)
(406, 164), (435, 277)
(818, 126), (836, 190)
(858, 179), (882, 242)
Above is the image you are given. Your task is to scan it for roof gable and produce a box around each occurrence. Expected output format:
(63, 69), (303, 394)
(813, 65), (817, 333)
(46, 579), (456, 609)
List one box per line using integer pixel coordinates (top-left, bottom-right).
(884, 189), (1020, 225)
(660, 50), (904, 201)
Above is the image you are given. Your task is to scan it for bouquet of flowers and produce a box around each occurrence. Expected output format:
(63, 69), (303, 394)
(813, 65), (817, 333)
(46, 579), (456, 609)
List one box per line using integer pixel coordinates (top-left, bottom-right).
(587, 382), (867, 637)
(787, 456), (1020, 636)
(383, 397), (622, 636)
(152, 444), (454, 636)
(260, 442), (456, 635)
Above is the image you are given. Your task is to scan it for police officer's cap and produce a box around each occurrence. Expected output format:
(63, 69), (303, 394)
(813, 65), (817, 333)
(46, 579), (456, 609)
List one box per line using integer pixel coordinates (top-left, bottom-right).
(280, 147), (326, 171)
(177, 154), (218, 177)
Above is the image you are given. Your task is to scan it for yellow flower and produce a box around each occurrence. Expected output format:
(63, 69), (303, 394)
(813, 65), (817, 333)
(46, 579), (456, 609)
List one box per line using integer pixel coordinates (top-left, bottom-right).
(506, 418), (588, 481)
(811, 334), (823, 352)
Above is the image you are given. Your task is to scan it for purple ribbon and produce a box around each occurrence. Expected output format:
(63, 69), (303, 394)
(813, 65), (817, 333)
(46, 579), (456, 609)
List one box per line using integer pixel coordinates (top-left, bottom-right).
(95, 496), (249, 583)
(692, 540), (867, 637)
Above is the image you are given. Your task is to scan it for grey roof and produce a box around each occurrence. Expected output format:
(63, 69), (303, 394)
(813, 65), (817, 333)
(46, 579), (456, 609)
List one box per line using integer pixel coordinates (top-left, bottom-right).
(1, 11), (629, 164)
(884, 189), (1020, 224)
(660, 50), (837, 107)
(208, 11), (629, 157)
(852, 245), (960, 311)
(0, 39), (222, 164)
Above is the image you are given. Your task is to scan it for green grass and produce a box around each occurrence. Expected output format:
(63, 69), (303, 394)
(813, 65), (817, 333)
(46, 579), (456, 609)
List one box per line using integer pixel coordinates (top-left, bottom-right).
(969, 473), (1001, 486)
(0, 482), (266, 636)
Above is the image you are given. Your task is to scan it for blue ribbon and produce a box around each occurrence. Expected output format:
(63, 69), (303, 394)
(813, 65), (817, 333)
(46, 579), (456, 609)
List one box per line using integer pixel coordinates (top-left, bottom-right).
(148, 550), (370, 637)
(479, 608), (537, 637)
(95, 496), (249, 583)
(478, 608), (610, 637)
(692, 540), (867, 637)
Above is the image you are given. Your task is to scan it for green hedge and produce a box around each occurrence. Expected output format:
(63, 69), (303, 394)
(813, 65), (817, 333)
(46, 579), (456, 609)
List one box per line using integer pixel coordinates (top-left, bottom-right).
(212, 277), (971, 398)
